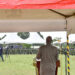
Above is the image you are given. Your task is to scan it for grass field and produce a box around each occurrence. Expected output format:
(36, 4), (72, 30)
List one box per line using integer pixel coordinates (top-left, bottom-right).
(0, 54), (75, 75)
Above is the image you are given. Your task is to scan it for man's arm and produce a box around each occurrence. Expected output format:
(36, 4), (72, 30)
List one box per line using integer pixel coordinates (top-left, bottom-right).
(56, 48), (60, 67)
(36, 47), (42, 59)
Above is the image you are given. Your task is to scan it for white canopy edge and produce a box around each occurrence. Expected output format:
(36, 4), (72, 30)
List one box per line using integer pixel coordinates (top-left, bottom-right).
(0, 20), (66, 32)
(0, 32), (45, 44)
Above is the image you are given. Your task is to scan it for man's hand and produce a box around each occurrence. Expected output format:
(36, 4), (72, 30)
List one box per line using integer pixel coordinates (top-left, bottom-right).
(56, 60), (60, 67)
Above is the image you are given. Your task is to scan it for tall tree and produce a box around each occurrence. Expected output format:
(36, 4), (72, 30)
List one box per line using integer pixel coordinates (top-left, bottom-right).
(17, 32), (30, 40)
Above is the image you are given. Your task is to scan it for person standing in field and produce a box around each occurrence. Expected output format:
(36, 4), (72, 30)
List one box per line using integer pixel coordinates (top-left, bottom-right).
(36, 36), (59, 75)
(0, 45), (4, 62)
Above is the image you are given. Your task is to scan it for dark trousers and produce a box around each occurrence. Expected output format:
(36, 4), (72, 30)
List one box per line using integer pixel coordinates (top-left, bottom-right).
(0, 54), (4, 62)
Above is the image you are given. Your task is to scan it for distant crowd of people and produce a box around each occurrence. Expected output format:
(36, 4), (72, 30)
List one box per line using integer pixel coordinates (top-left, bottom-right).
(0, 45), (10, 62)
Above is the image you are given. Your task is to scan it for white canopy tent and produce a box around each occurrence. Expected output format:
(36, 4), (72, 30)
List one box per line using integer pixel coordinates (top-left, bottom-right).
(0, 32), (45, 44)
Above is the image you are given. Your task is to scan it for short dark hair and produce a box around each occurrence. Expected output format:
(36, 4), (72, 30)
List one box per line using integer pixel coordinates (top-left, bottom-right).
(46, 36), (52, 41)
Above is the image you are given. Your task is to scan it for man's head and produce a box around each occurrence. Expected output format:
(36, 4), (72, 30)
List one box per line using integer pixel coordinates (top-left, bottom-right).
(46, 36), (52, 45)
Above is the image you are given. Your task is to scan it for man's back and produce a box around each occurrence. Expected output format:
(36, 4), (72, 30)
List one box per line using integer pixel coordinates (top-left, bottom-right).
(40, 45), (58, 70)
(40, 45), (58, 63)
(36, 36), (59, 75)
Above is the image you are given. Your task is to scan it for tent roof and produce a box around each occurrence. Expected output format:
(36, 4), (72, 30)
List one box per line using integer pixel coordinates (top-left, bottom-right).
(0, 9), (66, 32)
(67, 16), (75, 33)
(54, 9), (75, 16)
(0, 9), (75, 33)
(0, 0), (75, 9)
(0, 9), (65, 19)
(0, 9), (75, 19)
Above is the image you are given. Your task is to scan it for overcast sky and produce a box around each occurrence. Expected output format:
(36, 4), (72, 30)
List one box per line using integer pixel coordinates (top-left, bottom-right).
(0, 31), (75, 44)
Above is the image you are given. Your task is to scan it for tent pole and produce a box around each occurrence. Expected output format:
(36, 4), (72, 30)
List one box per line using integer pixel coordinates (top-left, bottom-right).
(65, 51), (67, 75)
(66, 32), (70, 75)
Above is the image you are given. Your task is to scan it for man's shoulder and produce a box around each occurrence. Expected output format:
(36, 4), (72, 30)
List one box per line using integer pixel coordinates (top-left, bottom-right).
(40, 45), (46, 49)
(52, 45), (58, 50)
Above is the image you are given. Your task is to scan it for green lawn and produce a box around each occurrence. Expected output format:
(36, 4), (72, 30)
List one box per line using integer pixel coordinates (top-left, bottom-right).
(0, 54), (75, 75)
